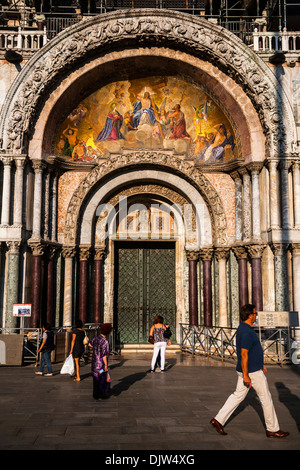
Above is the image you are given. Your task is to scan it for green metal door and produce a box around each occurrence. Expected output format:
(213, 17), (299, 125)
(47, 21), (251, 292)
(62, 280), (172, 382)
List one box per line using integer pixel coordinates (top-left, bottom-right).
(114, 242), (176, 344)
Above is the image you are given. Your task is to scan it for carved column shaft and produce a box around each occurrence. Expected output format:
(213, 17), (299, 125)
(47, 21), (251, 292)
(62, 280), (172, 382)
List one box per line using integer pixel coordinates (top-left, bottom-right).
(46, 247), (56, 325)
(93, 247), (105, 324)
(271, 243), (289, 311)
(292, 162), (300, 228)
(291, 244), (300, 338)
(13, 157), (26, 226)
(248, 245), (266, 312)
(280, 161), (290, 229)
(79, 247), (90, 325)
(249, 164), (262, 239)
(240, 168), (251, 241)
(231, 171), (243, 241)
(186, 250), (199, 326)
(215, 247), (230, 327)
(200, 247), (214, 327)
(268, 160), (280, 229)
(51, 172), (58, 241)
(32, 160), (46, 238)
(5, 241), (21, 329)
(0, 157), (13, 226)
(62, 247), (76, 328)
(233, 245), (249, 313)
(30, 243), (44, 328)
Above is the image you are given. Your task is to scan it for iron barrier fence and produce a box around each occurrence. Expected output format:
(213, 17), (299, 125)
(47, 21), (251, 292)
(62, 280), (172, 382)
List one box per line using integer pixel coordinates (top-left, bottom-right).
(0, 325), (117, 365)
(179, 323), (300, 365)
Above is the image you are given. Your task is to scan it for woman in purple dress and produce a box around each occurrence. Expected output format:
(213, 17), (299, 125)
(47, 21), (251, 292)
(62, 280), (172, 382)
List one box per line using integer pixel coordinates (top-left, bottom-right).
(89, 323), (113, 400)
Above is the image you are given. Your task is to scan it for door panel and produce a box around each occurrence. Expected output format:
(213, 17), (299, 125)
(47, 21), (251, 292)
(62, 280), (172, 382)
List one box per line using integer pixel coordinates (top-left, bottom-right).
(114, 242), (176, 344)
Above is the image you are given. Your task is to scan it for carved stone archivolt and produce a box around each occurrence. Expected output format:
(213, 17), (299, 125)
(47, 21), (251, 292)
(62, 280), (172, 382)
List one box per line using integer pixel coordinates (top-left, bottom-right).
(0, 10), (297, 158)
(63, 151), (228, 246)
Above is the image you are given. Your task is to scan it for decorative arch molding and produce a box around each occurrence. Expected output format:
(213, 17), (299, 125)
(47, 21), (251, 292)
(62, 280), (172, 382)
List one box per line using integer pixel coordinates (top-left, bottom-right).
(64, 151), (227, 247)
(0, 9), (298, 158)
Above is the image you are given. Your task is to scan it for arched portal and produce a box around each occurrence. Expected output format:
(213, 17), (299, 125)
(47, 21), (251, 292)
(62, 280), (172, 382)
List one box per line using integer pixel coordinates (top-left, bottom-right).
(1, 10), (299, 339)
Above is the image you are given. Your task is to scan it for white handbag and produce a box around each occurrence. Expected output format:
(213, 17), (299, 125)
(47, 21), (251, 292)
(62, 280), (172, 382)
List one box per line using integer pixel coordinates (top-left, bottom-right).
(60, 354), (75, 375)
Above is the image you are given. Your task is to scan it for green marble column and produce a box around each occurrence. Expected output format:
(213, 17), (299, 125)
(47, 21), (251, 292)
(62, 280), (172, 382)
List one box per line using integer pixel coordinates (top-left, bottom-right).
(271, 243), (289, 311)
(5, 241), (21, 330)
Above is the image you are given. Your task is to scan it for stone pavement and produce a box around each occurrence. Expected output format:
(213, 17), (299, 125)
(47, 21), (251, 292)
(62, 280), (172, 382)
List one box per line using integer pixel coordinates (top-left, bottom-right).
(0, 352), (300, 454)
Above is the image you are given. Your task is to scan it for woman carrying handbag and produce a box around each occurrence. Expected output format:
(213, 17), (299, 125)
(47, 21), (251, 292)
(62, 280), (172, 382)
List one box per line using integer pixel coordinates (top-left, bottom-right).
(149, 315), (171, 373)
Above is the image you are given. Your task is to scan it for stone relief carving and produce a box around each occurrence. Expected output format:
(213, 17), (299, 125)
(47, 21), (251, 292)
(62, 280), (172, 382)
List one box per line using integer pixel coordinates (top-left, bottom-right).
(1, 11), (297, 158)
(63, 151), (228, 246)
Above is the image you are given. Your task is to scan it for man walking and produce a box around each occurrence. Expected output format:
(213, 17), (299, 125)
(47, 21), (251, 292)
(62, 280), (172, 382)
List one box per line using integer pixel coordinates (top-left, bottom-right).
(210, 304), (289, 438)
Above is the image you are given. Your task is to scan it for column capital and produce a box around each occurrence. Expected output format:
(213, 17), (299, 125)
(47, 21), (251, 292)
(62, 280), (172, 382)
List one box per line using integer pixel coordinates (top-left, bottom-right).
(199, 246), (214, 261)
(62, 245), (77, 258)
(94, 246), (106, 260)
(14, 156), (27, 168)
(186, 249), (200, 261)
(246, 162), (263, 174)
(290, 243), (300, 256)
(232, 244), (248, 259)
(6, 240), (21, 254)
(0, 156), (13, 166)
(247, 243), (266, 259)
(31, 159), (47, 173)
(270, 242), (289, 256)
(238, 166), (250, 177)
(229, 170), (242, 181)
(79, 246), (91, 261)
(28, 241), (45, 256)
(214, 246), (230, 261)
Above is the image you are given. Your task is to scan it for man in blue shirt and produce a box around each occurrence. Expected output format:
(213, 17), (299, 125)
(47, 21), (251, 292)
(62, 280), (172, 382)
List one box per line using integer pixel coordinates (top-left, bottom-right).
(210, 304), (289, 438)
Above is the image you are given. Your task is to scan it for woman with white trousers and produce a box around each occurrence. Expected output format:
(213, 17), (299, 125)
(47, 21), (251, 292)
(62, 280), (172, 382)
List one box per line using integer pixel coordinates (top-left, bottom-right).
(149, 315), (171, 373)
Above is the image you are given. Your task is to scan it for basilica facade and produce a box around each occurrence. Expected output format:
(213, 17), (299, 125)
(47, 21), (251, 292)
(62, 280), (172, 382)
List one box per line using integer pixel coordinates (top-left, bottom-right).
(0, 1), (300, 345)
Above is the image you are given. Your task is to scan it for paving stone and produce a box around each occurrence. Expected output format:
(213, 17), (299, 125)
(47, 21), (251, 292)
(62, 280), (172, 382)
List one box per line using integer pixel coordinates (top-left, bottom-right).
(0, 352), (299, 453)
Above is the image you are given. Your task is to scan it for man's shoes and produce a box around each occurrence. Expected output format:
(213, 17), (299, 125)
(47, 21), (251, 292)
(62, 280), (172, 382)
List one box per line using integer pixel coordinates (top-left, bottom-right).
(44, 373), (53, 376)
(210, 418), (227, 435)
(35, 372), (43, 375)
(266, 430), (289, 438)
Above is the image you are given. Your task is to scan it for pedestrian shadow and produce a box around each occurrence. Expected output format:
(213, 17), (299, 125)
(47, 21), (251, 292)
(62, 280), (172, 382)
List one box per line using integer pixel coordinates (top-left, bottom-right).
(275, 381), (300, 433)
(110, 371), (149, 396)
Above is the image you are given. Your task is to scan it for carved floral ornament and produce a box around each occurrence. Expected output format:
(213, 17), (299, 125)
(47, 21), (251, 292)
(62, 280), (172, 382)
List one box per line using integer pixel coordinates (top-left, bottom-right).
(0, 10), (298, 157)
(63, 151), (228, 246)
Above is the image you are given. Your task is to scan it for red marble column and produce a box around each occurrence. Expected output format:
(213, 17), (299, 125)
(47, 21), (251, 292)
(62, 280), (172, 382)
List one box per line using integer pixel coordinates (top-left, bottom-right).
(200, 247), (214, 327)
(233, 245), (249, 314)
(248, 244), (266, 312)
(186, 250), (199, 326)
(46, 247), (56, 325)
(79, 247), (90, 325)
(93, 247), (105, 324)
(30, 243), (44, 328)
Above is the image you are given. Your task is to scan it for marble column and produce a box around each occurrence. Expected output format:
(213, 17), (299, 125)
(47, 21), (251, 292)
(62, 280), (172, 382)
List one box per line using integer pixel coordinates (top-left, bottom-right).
(79, 246), (90, 325)
(0, 156), (13, 226)
(13, 157), (26, 226)
(267, 159), (280, 229)
(215, 247), (230, 327)
(279, 160), (291, 229)
(248, 244), (266, 312)
(239, 167), (251, 241)
(29, 242), (44, 328)
(46, 246), (57, 325)
(232, 245), (249, 313)
(199, 247), (214, 327)
(291, 161), (300, 228)
(51, 171), (58, 242)
(186, 250), (199, 326)
(62, 246), (76, 328)
(93, 247), (105, 324)
(290, 244), (300, 338)
(32, 160), (46, 239)
(44, 170), (50, 240)
(248, 163), (262, 240)
(5, 241), (21, 330)
(271, 243), (289, 311)
(230, 171), (243, 241)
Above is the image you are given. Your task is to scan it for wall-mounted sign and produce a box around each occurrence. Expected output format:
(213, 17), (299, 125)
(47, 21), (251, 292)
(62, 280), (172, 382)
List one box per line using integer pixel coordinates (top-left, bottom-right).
(13, 304), (31, 317)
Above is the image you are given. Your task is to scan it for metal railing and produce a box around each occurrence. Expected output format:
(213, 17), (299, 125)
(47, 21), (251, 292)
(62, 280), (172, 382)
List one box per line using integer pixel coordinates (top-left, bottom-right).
(180, 323), (300, 365)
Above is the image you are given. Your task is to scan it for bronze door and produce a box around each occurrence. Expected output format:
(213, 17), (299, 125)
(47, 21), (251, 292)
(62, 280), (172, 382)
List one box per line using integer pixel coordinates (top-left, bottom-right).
(114, 241), (176, 344)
